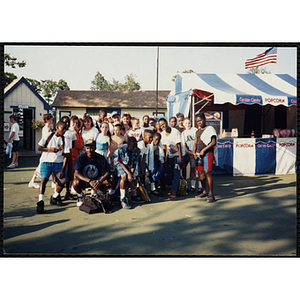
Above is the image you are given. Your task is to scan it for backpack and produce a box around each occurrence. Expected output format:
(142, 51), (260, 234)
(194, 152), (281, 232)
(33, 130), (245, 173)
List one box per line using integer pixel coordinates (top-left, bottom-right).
(79, 193), (113, 214)
(176, 177), (187, 196)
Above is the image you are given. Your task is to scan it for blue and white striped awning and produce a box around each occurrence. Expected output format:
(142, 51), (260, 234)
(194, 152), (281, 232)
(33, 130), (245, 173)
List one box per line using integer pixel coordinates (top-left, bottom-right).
(166, 73), (296, 110)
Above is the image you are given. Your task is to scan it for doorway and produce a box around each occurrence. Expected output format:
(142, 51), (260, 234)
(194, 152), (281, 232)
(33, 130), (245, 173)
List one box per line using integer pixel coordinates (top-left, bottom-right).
(23, 109), (33, 150)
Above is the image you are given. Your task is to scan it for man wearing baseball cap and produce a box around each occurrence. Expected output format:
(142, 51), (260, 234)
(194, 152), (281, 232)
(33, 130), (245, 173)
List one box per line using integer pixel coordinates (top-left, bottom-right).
(72, 139), (110, 207)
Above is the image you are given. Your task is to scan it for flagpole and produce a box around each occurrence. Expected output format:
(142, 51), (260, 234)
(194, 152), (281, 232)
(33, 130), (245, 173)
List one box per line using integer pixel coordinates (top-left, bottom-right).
(156, 46), (159, 119)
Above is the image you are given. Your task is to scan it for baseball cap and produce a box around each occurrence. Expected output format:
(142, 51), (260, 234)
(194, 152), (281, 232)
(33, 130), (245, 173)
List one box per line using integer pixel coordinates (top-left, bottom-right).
(111, 111), (120, 117)
(85, 139), (96, 147)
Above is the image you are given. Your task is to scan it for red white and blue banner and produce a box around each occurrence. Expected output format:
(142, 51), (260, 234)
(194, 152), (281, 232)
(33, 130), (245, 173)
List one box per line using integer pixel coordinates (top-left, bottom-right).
(212, 138), (296, 176)
(166, 73), (296, 119)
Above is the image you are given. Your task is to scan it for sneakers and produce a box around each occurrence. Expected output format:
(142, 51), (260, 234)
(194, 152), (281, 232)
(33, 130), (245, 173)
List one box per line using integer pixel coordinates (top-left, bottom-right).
(190, 187), (196, 192)
(77, 193), (85, 207)
(131, 195), (145, 204)
(28, 181), (40, 189)
(150, 189), (163, 196)
(65, 192), (74, 200)
(120, 197), (131, 209)
(207, 194), (216, 203)
(36, 201), (44, 213)
(7, 163), (15, 169)
(50, 194), (63, 206)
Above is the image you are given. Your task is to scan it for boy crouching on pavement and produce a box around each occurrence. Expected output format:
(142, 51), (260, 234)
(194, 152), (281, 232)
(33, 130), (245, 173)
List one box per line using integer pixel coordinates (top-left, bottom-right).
(113, 137), (144, 209)
(72, 139), (111, 207)
(36, 121), (69, 213)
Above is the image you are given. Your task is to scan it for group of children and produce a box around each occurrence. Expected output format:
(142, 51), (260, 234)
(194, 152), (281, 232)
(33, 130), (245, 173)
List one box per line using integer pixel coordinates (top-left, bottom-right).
(30, 109), (218, 213)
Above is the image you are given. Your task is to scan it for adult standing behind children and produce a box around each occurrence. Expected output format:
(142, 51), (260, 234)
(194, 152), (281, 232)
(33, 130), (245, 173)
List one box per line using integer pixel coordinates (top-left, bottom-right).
(36, 121), (70, 213)
(159, 118), (183, 200)
(7, 114), (20, 169)
(193, 112), (218, 203)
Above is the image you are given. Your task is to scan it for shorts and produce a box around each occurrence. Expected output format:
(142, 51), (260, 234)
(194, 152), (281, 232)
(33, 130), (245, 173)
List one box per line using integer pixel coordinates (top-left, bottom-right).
(183, 154), (196, 168)
(115, 163), (138, 179)
(40, 162), (69, 182)
(12, 141), (19, 152)
(195, 152), (213, 172)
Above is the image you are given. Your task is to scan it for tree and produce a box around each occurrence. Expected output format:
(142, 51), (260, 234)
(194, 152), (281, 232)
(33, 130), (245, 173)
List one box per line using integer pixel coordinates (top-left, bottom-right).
(91, 72), (111, 90)
(247, 67), (271, 74)
(91, 72), (141, 91)
(40, 79), (70, 104)
(5, 53), (26, 68)
(4, 53), (26, 86)
(26, 78), (70, 104)
(172, 69), (195, 82)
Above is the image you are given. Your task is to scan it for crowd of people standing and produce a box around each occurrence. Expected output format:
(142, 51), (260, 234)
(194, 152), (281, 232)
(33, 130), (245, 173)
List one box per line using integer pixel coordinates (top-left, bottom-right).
(6, 109), (218, 214)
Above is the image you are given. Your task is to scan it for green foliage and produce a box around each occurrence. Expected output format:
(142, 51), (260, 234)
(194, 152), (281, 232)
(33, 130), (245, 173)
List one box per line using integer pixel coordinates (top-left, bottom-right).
(4, 72), (17, 87)
(247, 67), (271, 74)
(91, 72), (141, 91)
(26, 78), (70, 104)
(4, 53), (26, 87)
(172, 69), (195, 82)
(5, 53), (26, 68)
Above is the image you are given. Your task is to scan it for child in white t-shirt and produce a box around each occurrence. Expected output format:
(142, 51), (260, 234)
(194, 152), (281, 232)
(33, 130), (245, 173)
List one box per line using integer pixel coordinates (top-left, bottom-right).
(125, 117), (144, 143)
(80, 114), (99, 153)
(182, 117), (200, 192)
(36, 121), (70, 214)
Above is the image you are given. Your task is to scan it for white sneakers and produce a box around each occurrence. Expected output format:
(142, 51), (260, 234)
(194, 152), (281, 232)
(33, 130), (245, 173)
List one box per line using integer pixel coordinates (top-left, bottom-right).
(7, 163), (18, 169)
(28, 181), (40, 189)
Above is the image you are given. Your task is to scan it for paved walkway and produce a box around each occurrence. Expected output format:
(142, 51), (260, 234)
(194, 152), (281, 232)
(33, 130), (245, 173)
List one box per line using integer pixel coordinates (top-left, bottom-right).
(3, 154), (297, 256)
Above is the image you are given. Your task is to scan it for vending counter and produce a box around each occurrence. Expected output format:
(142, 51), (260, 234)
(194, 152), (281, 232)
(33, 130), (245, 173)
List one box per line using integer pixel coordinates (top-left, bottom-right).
(212, 137), (296, 176)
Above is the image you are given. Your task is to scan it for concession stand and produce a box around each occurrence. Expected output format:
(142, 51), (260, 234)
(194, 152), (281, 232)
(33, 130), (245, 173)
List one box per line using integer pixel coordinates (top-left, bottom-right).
(166, 73), (297, 176)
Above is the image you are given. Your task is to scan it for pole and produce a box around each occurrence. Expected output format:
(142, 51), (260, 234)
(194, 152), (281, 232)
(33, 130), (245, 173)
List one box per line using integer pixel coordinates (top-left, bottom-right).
(156, 46), (159, 119)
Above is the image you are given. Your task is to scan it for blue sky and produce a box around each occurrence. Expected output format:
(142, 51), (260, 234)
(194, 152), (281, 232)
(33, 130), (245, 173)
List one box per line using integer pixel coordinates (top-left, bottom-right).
(5, 45), (296, 92)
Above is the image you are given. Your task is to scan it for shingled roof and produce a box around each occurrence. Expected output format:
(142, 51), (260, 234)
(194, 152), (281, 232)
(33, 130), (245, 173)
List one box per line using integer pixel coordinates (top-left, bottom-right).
(52, 90), (170, 108)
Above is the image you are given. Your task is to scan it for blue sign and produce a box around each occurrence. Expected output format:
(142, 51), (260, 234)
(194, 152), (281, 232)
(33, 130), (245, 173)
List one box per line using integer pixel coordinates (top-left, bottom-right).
(255, 138), (276, 175)
(236, 95), (263, 105)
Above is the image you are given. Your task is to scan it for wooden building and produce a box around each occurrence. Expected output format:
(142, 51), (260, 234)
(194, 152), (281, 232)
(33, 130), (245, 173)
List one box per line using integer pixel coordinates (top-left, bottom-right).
(4, 77), (52, 152)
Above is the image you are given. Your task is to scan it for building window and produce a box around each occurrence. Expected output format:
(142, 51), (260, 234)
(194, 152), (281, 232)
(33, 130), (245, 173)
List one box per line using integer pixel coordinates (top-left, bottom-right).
(59, 111), (72, 120)
(152, 112), (165, 120)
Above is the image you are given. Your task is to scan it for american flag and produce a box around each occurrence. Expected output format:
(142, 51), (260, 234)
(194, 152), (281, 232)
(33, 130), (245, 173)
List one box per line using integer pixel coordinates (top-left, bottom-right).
(245, 47), (277, 69)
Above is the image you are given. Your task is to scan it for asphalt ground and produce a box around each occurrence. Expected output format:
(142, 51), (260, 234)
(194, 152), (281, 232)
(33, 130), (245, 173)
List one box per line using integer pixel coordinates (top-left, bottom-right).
(2, 153), (297, 256)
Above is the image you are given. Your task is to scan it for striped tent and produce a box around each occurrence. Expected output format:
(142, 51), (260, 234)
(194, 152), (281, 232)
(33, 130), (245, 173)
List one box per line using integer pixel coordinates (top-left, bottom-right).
(166, 73), (297, 120)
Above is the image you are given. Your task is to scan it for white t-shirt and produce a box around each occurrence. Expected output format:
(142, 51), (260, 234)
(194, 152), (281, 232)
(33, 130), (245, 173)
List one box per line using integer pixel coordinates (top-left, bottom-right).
(137, 140), (149, 157)
(182, 127), (197, 153)
(42, 124), (53, 137)
(161, 128), (181, 158)
(126, 128), (144, 143)
(64, 129), (77, 149)
(38, 132), (70, 163)
(10, 122), (20, 141)
(81, 127), (98, 146)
